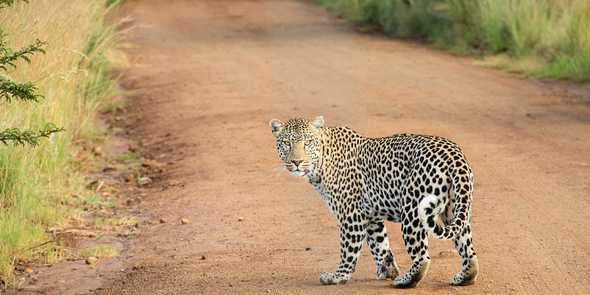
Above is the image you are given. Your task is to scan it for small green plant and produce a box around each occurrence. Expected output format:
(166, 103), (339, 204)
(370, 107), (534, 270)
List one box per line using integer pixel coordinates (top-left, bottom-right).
(81, 194), (115, 210)
(117, 151), (141, 163)
(94, 216), (138, 230)
(79, 244), (118, 259)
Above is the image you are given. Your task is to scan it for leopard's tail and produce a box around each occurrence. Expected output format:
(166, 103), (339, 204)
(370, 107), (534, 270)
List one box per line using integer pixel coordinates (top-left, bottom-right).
(418, 165), (473, 240)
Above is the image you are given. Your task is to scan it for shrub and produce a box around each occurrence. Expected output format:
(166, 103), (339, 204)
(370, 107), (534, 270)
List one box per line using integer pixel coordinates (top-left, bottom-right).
(318, 0), (590, 81)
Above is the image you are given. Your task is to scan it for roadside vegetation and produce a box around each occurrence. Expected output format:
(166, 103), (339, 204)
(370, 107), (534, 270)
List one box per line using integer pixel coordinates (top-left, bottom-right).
(0, 0), (120, 284)
(318, 0), (590, 81)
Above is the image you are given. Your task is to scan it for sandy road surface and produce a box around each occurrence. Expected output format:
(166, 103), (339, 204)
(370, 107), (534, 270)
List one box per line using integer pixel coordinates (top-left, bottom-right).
(97, 0), (590, 294)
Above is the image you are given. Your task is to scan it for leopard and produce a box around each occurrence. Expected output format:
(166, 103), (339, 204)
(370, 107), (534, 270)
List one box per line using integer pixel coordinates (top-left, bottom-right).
(269, 116), (479, 288)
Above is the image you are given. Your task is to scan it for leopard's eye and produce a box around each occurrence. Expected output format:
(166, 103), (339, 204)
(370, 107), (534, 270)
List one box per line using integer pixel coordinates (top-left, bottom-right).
(279, 140), (290, 148)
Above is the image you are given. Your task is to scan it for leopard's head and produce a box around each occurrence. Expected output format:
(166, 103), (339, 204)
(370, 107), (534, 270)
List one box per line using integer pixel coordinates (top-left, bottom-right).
(269, 116), (324, 177)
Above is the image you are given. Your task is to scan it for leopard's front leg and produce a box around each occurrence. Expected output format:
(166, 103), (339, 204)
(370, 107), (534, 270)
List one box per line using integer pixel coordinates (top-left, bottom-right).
(320, 213), (367, 285)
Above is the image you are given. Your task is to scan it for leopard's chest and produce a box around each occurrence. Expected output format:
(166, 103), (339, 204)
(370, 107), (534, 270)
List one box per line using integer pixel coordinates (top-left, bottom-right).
(311, 180), (340, 217)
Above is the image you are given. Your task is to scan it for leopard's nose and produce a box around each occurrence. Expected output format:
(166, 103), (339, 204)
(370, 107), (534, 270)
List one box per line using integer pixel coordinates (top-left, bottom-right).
(292, 160), (303, 167)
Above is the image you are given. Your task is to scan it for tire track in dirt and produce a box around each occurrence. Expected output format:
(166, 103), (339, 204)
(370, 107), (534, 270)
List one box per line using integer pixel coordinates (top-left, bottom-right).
(96, 0), (590, 294)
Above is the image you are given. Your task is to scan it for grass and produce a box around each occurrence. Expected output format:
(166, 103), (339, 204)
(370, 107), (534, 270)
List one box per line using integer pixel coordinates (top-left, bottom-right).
(317, 0), (590, 81)
(81, 194), (116, 210)
(0, 0), (120, 284)
(117, 151), (141, 163)
(79, 245), (119, 259)
(94, 216), (138, 231)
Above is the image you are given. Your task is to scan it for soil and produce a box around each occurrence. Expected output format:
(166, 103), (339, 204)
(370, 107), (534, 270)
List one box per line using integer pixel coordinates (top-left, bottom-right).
(15, 0), (590, 294)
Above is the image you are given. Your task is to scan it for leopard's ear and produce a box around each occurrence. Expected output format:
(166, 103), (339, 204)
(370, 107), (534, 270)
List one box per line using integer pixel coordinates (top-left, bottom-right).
(269, 119), (283, 137)
(312, 116), (325, 129)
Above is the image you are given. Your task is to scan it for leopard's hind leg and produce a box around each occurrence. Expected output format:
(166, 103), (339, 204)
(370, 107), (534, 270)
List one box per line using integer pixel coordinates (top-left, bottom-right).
(367, 220), (400, 280)
(393, 215), (431, 288)
(451, 224), (478, 285)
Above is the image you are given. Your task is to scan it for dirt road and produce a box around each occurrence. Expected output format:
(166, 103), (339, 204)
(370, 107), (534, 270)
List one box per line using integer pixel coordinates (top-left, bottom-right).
(98, 0), (590, 294)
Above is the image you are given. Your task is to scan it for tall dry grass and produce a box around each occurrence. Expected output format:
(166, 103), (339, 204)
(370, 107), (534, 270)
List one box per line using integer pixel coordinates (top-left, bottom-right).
(0, 0), (119, 283)
(318, 0), (590, 81)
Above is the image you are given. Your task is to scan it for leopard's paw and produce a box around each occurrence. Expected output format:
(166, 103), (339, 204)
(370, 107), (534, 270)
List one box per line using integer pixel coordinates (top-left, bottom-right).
(376, 263), (399, 280)
(451, 257), (478, 286)
(319, 272), (349, 285)
(393, 273), (419, 289)
(377, 252), (399, 280)
(392, 260), (430, 289)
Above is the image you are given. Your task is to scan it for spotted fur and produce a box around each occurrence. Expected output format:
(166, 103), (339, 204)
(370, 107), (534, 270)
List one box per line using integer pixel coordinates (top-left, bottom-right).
(270, 117), (479, 288)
